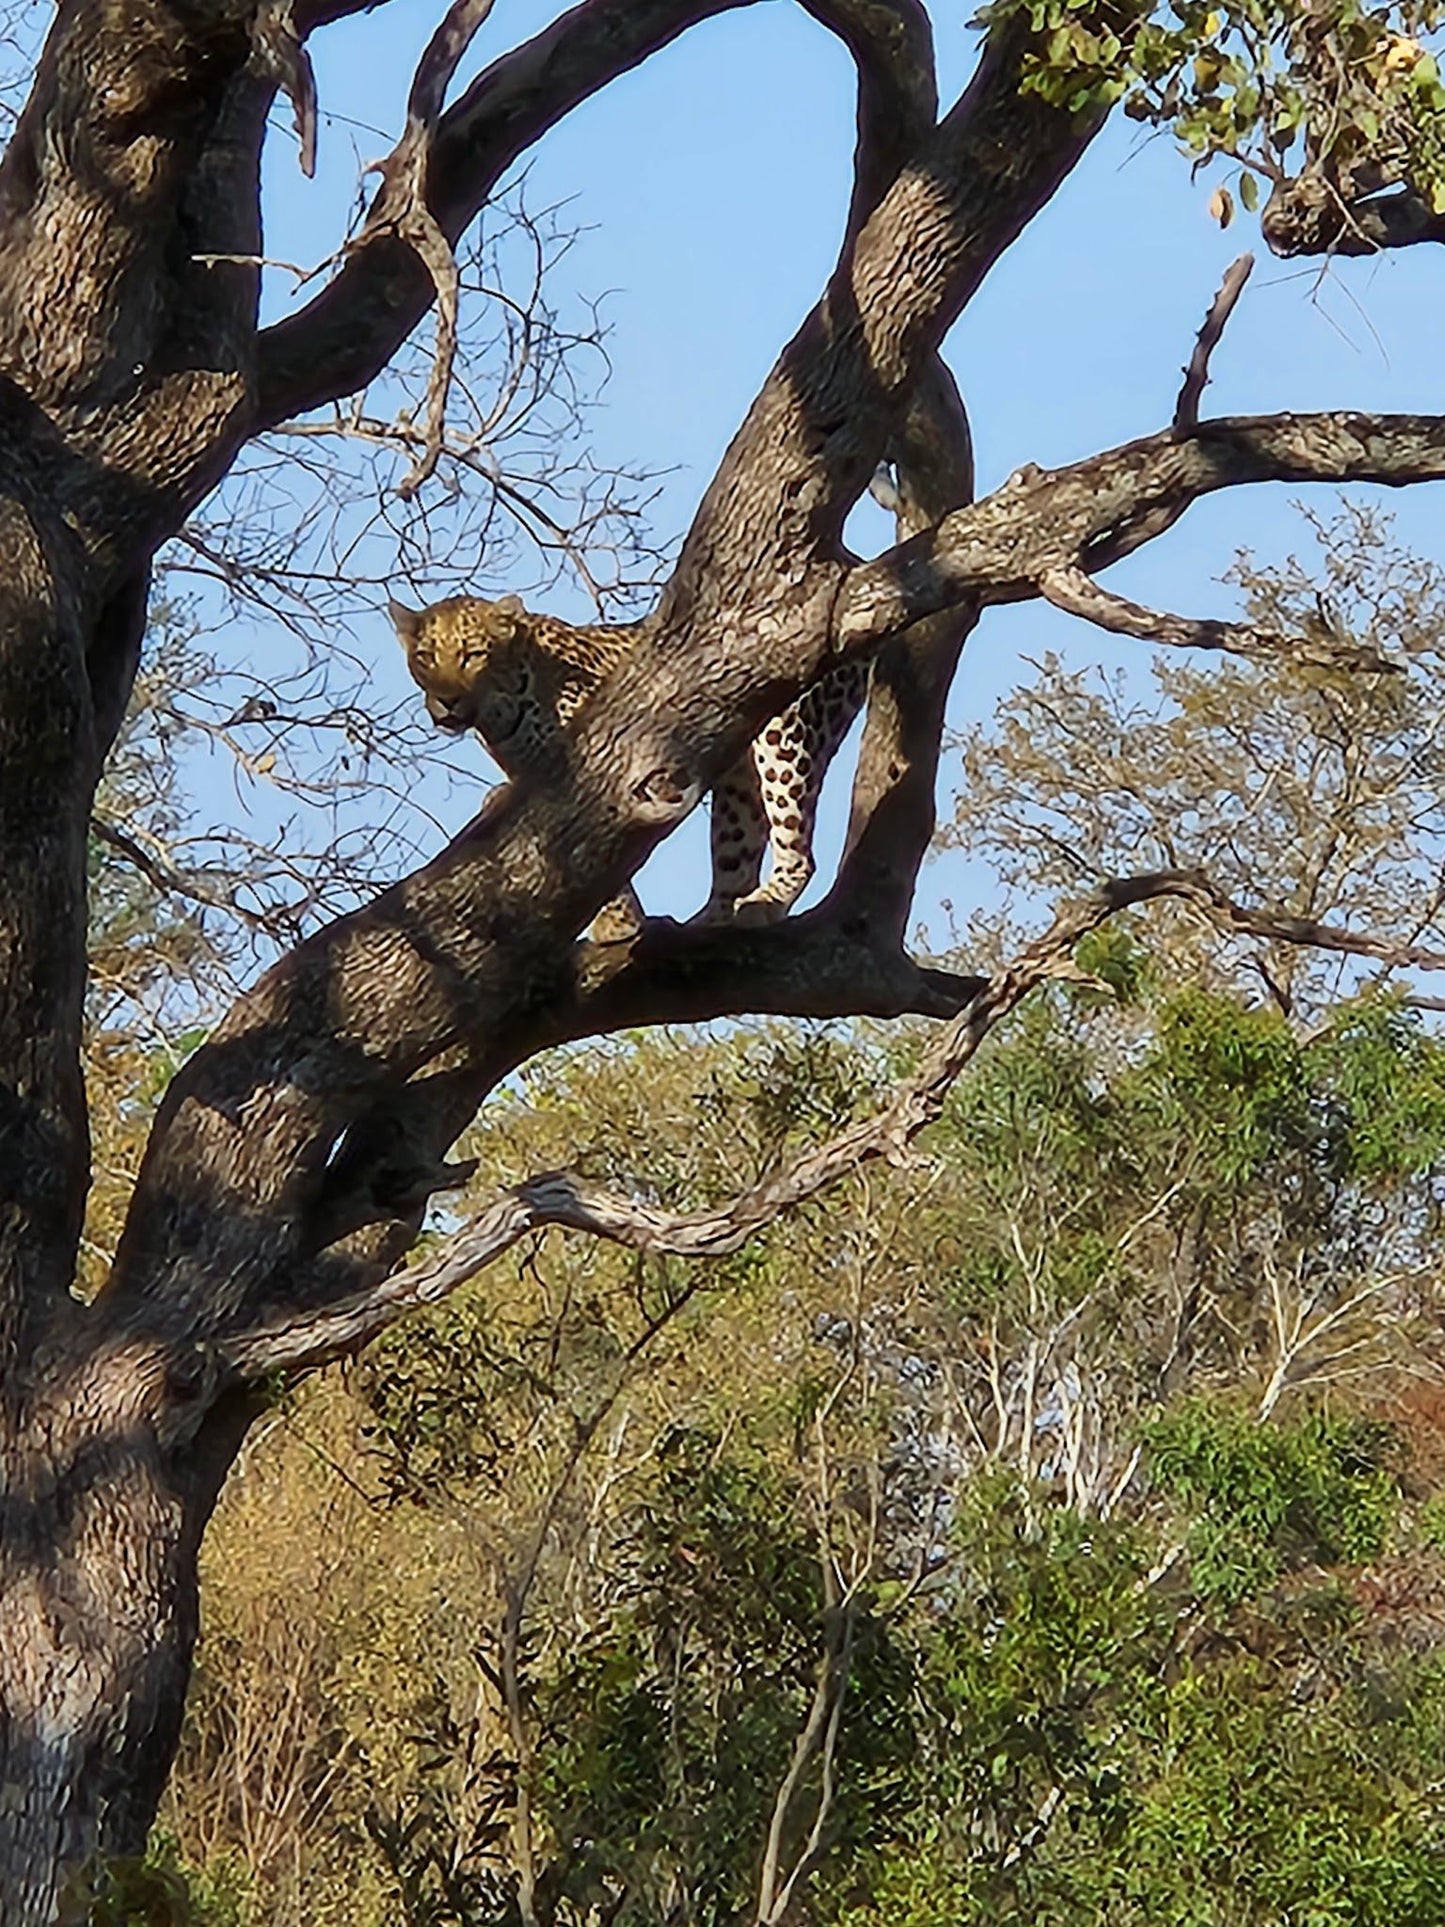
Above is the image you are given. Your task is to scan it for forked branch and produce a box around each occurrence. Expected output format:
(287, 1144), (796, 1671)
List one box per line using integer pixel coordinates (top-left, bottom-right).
(217, 862), (1445, 1381)
(835, 411), (1445, 651)
(373, 0), (499, 495)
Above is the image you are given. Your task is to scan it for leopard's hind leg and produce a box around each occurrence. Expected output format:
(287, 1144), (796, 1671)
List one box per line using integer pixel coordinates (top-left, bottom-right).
(696, 755), (769, 922)
(732, 663), (868, 924)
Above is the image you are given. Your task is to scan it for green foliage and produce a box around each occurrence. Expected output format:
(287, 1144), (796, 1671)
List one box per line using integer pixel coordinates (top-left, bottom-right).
(1145, 1402), (1400, 1603)
(1107, 1659), (1445, 1927)
(164, 991), (1445, 1926)
(535, 1431), (915, 1927)
(1072, 920), (1150, 1004)
(977, 0), (1445, 217)
(72, 1835), (249, 1927)
(833, 1452), (1445, 1927)
(1143, 989), (1319, 1188)
(1317, 997), (1445, 1183)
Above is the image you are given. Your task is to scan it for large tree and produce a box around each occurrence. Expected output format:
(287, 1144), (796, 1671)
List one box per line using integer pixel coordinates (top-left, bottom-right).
(4, 0), (1445, 1915)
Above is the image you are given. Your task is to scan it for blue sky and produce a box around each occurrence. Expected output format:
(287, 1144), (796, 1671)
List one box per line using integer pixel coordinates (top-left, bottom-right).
(237, 0), (1445, 939)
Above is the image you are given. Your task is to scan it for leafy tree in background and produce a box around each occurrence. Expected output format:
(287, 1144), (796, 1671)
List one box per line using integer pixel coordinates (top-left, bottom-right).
(163, 971), (1445, 1924)
(946, 507), (1445, 1021)
(8, 0), (1445, 1918)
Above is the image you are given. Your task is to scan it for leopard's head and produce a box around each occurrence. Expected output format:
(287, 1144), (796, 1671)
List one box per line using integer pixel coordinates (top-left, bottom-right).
(389, 593), (545, 772)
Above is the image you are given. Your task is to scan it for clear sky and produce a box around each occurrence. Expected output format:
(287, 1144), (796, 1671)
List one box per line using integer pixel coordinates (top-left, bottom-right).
(233, 0), (1445, 940)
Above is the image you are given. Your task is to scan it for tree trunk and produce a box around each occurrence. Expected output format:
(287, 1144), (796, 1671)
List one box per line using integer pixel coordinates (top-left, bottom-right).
(0, 1431), (193, 1920)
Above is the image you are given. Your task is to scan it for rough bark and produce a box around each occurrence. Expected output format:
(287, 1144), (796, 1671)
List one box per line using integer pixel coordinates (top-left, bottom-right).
(1263, 170), (1445, 258)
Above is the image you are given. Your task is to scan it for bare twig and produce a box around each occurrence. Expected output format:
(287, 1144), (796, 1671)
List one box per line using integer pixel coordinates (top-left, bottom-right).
(1038, 563), (1396, 673)
(1175, 254), (1253, 431)
(91, 813), (291, 939)
(372, 0), (500, 497)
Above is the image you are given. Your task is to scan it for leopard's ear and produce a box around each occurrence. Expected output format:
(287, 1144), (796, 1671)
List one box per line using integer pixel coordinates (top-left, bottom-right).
(387, 597), (424, 647)
(494, 593), (525, 616)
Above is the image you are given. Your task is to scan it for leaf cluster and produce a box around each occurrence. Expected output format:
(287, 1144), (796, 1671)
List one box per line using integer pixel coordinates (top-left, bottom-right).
(980, 0), (1445, 217)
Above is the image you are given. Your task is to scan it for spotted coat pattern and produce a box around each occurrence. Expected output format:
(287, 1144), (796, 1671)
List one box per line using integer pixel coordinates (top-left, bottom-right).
(389, 592), (868, 923)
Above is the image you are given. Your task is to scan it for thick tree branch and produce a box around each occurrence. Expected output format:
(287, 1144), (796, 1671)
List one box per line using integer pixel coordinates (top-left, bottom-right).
(0, 9), (274, 569)
(1263, 171), (1445, 259)
(794, 0), (976, 943)
(831, 359), (975, 940)
(173, 915), (987, 1325)
(217, 876), (1145, 1376)
(215, 863), (1445, 1380)
(659, 11), (1113, 632)
(803, 0), (937, 225)
(835, 411), (1445, 651)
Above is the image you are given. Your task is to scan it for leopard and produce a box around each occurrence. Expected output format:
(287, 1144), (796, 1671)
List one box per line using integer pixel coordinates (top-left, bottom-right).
(389, 591), (869, 926)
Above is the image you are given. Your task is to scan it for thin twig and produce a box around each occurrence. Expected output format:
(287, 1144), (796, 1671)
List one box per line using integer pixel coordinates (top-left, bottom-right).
(91, 813), (290, 937)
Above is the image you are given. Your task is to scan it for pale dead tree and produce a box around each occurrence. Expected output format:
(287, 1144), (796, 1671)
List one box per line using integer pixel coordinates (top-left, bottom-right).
(7, 0), (1445, 1917)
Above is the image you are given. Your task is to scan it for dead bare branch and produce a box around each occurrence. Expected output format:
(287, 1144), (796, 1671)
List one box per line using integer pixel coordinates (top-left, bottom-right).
(1037, 562), (1395, 673)
(370, 0), (499, 496)
(257, 0), (748, 429)
(251, 0), (318, 178)
(91, 815), (291, 941)
(1175, 253), (1253, 431)
(217, 855), (1445, 1383)
(1182, 873), (1445, 976)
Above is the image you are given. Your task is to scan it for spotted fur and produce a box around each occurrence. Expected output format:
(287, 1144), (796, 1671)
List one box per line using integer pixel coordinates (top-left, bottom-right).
(389, 592), (868, 924)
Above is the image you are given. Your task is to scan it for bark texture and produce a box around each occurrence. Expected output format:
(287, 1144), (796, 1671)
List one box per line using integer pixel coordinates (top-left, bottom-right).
(0, 0), (1437, 1916)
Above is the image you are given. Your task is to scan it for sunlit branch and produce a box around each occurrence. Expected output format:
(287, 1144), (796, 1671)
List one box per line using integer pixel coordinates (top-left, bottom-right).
(218, 874), (1182, 1377)
(1174, 252), (1253, 432)
(1037, 563), (1393, 672)
(835, 411), (1445, 651)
